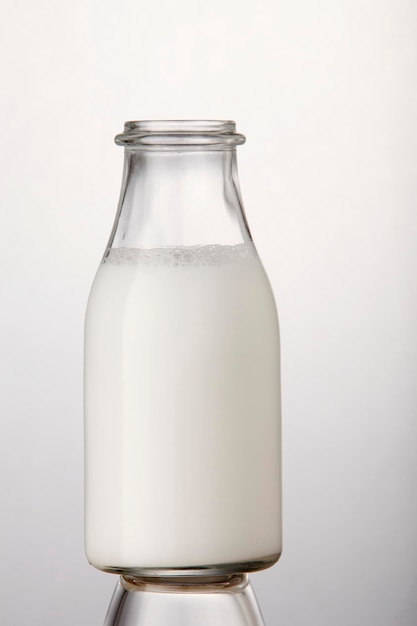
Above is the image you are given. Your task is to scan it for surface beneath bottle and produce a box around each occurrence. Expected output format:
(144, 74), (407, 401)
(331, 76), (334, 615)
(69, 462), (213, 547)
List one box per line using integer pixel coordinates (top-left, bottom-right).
(104, 569), (266, 626)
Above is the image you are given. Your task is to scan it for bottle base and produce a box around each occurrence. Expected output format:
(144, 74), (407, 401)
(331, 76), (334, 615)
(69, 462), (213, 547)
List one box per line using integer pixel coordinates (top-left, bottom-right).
(94, 552), (281, 579)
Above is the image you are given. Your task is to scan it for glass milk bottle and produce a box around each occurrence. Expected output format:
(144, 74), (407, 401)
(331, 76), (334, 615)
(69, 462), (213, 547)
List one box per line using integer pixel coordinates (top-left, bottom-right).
(84, 121), (282, 581)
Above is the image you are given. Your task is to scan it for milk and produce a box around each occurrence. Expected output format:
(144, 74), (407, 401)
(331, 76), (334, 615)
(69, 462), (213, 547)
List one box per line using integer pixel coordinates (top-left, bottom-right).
(84, 243), (281, 571)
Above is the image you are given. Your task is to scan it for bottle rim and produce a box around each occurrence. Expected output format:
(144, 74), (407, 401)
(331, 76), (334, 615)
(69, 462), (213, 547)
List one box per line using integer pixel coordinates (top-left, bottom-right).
(115, 120), (246, 149)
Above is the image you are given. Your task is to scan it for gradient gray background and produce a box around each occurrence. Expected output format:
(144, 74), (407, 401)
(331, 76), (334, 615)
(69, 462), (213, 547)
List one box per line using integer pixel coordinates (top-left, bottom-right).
(1, 0), (416, 624)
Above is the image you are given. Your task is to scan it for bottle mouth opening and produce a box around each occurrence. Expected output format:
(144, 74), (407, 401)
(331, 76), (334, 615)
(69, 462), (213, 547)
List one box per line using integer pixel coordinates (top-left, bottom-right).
(115, 120), (246, 149)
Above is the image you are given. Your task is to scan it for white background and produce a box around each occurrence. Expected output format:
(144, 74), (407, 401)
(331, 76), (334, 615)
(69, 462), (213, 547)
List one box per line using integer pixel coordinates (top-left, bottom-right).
(1, 0), (416, 624)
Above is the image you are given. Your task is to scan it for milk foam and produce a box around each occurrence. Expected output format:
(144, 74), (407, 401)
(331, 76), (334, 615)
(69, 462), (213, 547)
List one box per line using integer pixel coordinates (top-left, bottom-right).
(104, 242), (257, 267)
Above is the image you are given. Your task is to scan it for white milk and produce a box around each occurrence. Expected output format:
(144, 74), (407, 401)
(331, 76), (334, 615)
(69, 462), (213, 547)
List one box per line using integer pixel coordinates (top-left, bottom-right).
(84, 243), (281, 571)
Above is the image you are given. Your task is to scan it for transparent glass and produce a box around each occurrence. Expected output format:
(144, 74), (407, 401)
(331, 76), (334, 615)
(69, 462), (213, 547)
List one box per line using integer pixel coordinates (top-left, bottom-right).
(84, 121), (282, 580)
(109, 121), (250, 250)
(104, 575), (265, 626)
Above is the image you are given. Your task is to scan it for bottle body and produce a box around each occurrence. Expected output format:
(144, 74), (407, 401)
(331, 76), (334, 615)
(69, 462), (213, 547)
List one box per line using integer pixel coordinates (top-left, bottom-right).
(84, 122), (281, 576)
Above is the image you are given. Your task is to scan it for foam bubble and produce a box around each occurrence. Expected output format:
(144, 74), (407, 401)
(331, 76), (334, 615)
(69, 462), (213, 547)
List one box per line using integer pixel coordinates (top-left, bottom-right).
(104, 243), (257, 268)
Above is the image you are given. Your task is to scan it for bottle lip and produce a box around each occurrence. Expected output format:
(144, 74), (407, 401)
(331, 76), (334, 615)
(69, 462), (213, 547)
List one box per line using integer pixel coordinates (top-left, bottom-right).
(115, 120), (246, 149)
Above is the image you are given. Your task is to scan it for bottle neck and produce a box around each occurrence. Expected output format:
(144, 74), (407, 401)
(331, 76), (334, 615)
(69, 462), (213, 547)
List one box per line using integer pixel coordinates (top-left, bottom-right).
(107, 148), (252, 251)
